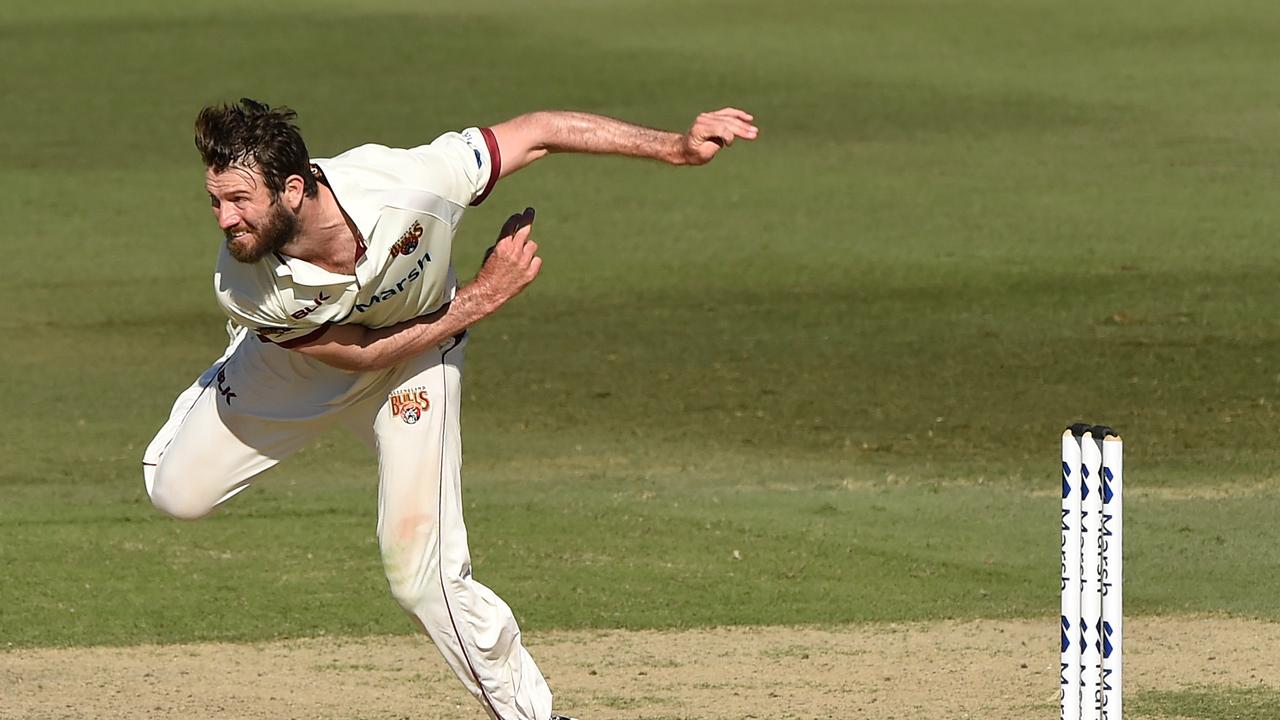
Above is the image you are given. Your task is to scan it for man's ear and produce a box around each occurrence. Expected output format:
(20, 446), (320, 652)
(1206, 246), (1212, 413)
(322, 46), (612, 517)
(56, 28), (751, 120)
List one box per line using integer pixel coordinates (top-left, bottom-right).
(283, 174), (306, 211)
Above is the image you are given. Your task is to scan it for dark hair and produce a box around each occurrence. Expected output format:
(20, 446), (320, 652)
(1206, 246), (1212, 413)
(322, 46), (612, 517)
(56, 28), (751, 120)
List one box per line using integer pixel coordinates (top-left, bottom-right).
(194, 98), (318, 198)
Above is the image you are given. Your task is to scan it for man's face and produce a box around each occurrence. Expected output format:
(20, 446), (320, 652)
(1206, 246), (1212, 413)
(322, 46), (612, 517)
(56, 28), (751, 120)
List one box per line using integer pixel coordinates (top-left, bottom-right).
(205, 165), (299, 263)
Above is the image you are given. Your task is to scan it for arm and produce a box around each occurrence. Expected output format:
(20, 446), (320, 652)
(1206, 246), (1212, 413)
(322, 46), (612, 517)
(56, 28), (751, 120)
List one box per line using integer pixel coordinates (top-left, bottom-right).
(290, 209), (541, 372)
(489, 108), (758, 177)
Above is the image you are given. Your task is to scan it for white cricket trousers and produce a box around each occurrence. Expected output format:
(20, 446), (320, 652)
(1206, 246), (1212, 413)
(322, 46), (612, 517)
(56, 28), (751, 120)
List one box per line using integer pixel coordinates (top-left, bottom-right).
(142, 327), (552, 720)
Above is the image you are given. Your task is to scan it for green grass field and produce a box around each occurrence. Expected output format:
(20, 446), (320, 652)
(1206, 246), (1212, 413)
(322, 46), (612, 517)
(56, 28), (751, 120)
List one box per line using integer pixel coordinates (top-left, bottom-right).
(4, 1), (1280, 717)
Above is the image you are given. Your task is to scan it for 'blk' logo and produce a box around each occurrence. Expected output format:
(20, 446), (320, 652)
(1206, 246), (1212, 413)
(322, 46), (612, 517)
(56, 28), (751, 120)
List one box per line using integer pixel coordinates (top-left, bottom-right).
(216, 367), (236, 406)
(290, 292), (331, 321)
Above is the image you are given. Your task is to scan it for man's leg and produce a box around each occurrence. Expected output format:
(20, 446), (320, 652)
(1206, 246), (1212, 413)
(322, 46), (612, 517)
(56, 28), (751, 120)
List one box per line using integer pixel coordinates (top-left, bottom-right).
(368, 333), (552, 720)
(143, 328), (336, 519)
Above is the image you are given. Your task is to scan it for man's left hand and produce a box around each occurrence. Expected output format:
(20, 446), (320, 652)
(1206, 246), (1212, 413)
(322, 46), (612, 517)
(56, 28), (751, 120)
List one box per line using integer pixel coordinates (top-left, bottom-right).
(679, 108), (758, 165)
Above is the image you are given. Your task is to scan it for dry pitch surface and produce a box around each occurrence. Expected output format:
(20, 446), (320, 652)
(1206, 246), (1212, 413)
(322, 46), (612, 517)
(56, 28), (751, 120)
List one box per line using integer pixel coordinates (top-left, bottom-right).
(5, 617), (1277, 719)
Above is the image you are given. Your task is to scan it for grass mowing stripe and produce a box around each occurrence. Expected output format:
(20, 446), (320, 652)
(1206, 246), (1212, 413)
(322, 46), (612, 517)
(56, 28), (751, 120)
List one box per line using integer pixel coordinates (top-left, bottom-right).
(1130, 687), (1280, 720)
(4, 458), (1280, 646)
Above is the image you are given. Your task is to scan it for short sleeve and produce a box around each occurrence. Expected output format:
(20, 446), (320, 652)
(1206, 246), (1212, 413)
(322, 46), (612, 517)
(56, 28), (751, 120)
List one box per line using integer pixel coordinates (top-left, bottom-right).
(405, 127), (502, 207)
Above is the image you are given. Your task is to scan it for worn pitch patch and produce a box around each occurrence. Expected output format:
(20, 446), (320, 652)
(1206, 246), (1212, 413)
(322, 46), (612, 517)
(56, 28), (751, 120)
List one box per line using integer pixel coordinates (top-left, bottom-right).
(4, 618), (1278, 719)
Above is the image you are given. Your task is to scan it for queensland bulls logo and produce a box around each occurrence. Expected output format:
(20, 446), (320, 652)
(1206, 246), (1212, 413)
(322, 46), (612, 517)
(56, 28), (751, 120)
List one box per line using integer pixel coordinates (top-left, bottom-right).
(389, 386), (430, 424)
(389, 221), (424, 257)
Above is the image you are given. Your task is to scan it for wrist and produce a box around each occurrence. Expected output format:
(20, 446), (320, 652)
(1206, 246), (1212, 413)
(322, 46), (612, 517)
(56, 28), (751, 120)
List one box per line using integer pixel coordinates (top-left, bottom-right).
(664, 135), (689, 165)
(458, 276), (505, 316)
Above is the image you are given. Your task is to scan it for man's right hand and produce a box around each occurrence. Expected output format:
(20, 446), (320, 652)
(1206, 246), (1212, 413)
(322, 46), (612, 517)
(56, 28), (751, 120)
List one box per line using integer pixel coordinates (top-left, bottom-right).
(678, 108), (758, 166)
(286, 207), (543, 372)
(476, 207), (542, 308)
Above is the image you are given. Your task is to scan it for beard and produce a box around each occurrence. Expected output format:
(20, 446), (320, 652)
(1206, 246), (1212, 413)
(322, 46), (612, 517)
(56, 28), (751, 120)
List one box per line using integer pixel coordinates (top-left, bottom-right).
(225, 198), (300, 263)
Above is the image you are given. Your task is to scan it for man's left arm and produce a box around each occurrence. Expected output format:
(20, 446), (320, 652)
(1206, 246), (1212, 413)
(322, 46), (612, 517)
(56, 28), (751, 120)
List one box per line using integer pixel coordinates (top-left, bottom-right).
(489, 108), (758, 177)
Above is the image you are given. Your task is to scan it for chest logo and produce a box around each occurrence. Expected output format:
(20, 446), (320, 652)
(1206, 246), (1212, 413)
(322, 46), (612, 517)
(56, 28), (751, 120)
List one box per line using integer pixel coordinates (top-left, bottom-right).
(389, 221), (424, 257)
(216, 367), (236, 406)
(354, 251), (434, 313)
(389, 386), (430, 424)
(290, 292), (331, 320)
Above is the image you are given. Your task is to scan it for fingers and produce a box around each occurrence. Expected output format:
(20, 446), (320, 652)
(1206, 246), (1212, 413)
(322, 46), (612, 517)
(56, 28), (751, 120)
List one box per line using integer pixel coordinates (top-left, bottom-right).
(483, 205), (541, 288)
(493, 207), (536, 252)
(497, 213), (520, 242)
(509, 209), (535, 261)
(496, 206), (534, 238)
(698, 108), (758, 140)
(513, 212), (535, 243)
(715, 117), (756, 141)
(475, 205), (543, 305)
(520, 238), (538, 264)
(715, 107), (754, 122)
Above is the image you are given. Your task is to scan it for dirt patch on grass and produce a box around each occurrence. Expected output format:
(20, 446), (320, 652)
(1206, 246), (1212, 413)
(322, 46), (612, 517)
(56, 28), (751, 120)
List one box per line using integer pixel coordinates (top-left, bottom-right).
(4, 617), (1277, 720)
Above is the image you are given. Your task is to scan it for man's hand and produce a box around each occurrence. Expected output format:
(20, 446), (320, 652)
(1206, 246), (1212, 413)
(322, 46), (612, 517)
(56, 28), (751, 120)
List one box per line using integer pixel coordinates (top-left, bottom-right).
(288, 207), (543, 372)
(475, 207), (542, 310)
(678, 108), (758, 166)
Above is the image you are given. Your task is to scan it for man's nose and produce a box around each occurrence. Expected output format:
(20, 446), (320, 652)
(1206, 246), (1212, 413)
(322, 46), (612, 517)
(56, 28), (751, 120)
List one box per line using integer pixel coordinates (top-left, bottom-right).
(215, 205), (240, 230)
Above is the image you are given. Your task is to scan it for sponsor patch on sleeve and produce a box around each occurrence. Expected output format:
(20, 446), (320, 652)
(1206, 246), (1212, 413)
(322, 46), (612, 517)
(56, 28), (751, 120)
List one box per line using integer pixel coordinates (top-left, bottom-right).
(461, 128), (488, 168)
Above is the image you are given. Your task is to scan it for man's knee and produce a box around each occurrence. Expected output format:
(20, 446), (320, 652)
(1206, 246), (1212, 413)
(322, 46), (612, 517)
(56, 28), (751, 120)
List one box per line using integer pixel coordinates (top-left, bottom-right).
(386, 570), (448, 614)
(384, 544), (432, 599)
(147, 465), (217, 521)
(381, 516), (449, 610)
(383, 552), (452, 614)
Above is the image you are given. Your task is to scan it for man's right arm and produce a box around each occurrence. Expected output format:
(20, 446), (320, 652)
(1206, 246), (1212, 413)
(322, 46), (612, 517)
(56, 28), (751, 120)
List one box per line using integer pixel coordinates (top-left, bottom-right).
(290, 209), (541, 372)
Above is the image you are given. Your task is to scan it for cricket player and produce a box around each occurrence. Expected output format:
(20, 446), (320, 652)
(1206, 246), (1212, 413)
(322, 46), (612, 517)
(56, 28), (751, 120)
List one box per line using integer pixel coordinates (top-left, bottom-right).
(142, 98), (756, 720)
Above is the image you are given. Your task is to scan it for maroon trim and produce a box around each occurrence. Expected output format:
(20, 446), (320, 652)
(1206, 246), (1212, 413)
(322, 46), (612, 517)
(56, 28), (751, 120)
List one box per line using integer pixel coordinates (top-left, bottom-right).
(355, 235), (367, 262)
(260, 324), (330, 348)
(470, 127), (501, 207)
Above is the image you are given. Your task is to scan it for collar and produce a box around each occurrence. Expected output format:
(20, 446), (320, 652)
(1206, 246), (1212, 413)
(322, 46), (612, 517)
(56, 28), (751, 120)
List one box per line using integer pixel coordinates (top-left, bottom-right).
(263, 160), (376, 285)
(311, 158), (381, 243)
(268, 251), (355, 286)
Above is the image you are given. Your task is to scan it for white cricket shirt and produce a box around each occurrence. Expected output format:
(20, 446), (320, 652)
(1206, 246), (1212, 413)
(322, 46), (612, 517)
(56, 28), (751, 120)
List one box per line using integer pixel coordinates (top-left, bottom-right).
(213, 127), (500, 347)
